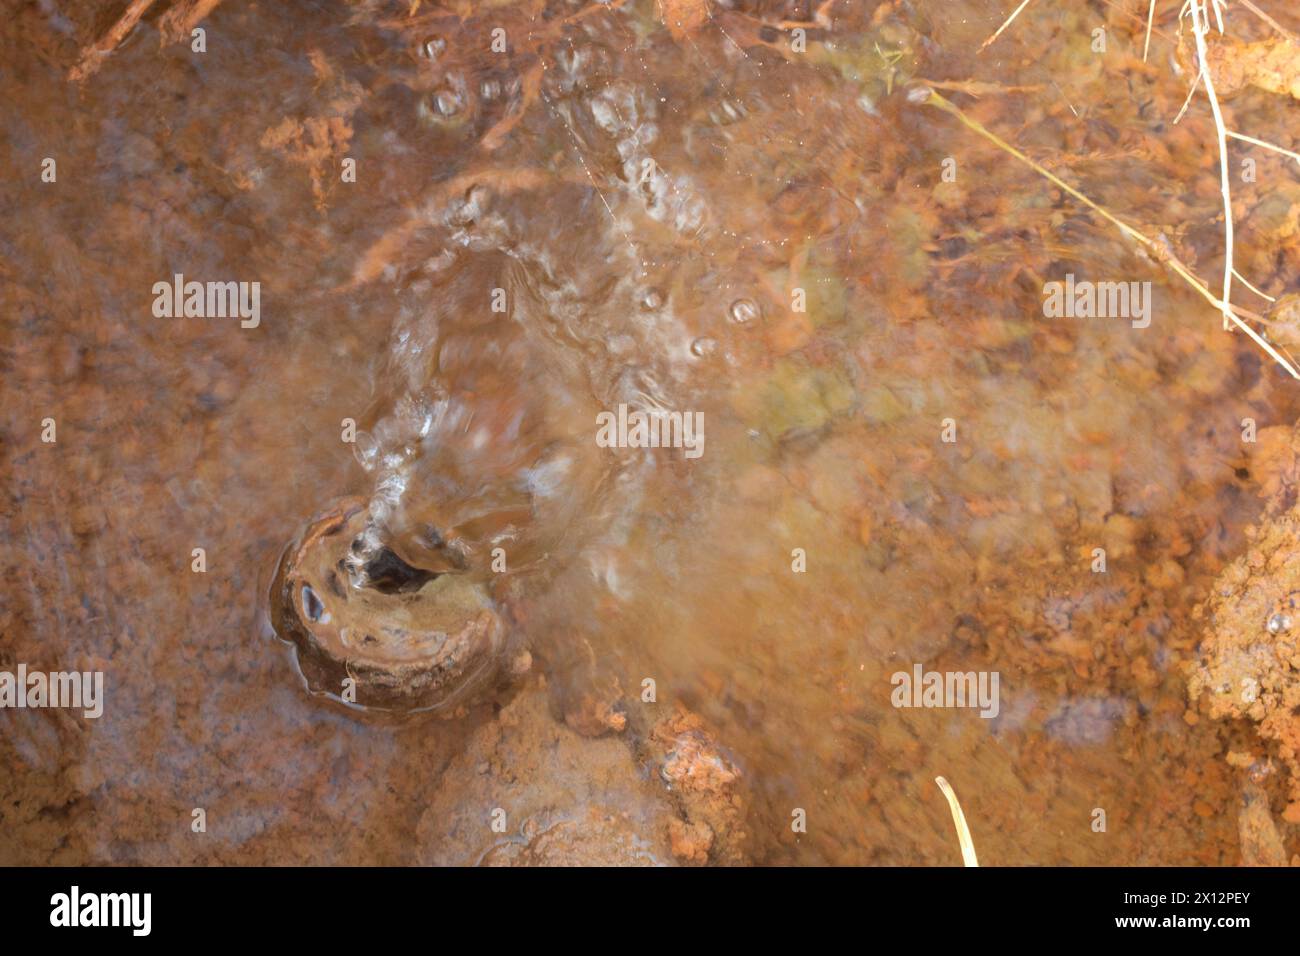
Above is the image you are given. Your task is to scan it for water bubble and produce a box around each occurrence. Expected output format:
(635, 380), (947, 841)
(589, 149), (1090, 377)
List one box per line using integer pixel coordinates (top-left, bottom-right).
(433, 88), (464, 116)
(353, 431), (380, 471)
(729, 298), (760, 325)
(711, 98), (747, 125)
(690, 337), (717, 358)
(1267, 612), (1291, 635)
(420, 36), (447, 61)
(641, 289), (663, 310)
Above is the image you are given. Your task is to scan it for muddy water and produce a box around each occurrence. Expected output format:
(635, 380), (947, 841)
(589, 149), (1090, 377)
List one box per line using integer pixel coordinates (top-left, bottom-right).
(3, 0), (1300, 865)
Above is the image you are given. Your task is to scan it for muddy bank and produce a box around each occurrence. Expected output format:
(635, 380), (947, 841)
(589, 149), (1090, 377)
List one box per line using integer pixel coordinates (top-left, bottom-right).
(1190, 421), (1300, 854)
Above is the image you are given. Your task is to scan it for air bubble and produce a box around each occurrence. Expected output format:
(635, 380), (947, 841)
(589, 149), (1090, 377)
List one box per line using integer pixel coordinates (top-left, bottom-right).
(1267, 612), (1291, 635)
(420, 36), (447, 61)
(433, 89), (464, 116)
(713, 99), (747, 125)
(353, 431), (380, 471)
(690, 337), (717, 358)
(729, 298), (760, 325)
(641, 289), (663, 310)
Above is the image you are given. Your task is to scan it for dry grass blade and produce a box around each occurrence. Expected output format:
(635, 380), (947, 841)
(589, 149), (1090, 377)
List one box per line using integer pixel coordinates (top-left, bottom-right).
(1227, 129), (1300, 166)
(935, 776), (979, 866)
(1238, 0), (1298, 42)
(1144, 0), (1157, 61)
(916, 87), (1299, 379)
(1233, 268), (1276, 302)
(980, 0), (1035, 53)
(914, 77), (1045, 96)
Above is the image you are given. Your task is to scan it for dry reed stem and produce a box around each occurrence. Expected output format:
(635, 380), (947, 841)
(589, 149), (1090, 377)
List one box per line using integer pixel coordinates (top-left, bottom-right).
(158, 0), (225, 45)
(1186, 0), (1236, 330)
(68, 0), (158, 83)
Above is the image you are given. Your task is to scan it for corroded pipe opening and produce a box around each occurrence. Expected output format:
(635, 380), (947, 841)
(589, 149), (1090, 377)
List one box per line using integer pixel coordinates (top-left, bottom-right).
(271, 497), (506, 713)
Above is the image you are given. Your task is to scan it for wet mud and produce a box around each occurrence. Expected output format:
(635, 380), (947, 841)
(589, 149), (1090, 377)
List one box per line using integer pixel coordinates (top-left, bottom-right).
(3, 0), (1300, 865)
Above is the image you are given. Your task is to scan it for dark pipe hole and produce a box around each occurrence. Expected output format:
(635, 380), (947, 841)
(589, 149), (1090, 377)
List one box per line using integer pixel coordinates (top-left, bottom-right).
(363, 547), (439, 594)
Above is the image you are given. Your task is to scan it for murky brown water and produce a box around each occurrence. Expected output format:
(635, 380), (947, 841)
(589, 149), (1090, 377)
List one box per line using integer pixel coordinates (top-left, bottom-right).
(3, 0), (1300, 865)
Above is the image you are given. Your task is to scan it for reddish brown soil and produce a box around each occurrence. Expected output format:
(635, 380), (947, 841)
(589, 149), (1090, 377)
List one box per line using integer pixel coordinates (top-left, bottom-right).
(1190, 422), (1300, 843)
